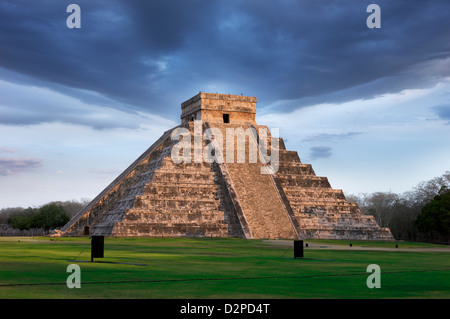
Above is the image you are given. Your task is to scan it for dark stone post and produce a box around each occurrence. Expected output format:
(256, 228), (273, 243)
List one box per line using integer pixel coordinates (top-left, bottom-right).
(294, 240), (304, 258)
(91, 236), (104, 262)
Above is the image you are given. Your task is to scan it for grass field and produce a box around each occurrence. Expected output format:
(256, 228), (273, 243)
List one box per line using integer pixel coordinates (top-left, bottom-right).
(0, 236), (449, 299)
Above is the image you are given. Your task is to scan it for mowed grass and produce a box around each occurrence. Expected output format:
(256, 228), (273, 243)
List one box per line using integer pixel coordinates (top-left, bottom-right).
(0, 236), (449, 299)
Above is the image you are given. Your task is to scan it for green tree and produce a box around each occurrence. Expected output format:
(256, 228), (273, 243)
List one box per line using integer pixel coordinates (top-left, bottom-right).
(36, 203), (70, 230)
(9, 216), (32, 230)
(7, 207), (36, 230)
(7, 203), (70, 231)
(415, 187), (450, 241)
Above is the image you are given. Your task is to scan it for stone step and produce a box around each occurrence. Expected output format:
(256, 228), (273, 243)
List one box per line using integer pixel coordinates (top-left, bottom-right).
(283, 187), (345, 197)
(133, 197), (220, 210)
(159, 157), (214, 170)
(136, 191), (218, 201)
(299, 228), (384, 240)
(155, 164), (215, 174)
(288, 203), (358, 213)
(285, 193), (346, 202)
(276, 163), (315, 175)
(286, 197), (350, 206)
(292, 205), (360, 215)
(122, 210), (225, 223)
(277, 175), (331, 188)
(278, 150), (301, 162)
(299, 222), (380, 230)
(296, 215), (378, 225)
(295, 210), (366, 218)
(150, 171), (216, 183)
(142, 184), (219, 197)
(110, 222), (228, 237)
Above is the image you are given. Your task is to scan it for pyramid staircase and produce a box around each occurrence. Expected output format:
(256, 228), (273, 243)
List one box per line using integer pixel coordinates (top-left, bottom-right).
(206, 122), (298, 239)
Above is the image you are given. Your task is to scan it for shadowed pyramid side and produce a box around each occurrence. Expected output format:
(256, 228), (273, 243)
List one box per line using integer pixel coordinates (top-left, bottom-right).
(60, 122), (240, 238)
(60, 126), (180, 236)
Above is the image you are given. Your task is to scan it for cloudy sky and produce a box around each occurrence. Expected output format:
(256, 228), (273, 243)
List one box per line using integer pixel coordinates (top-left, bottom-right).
(0, 0), (449, 208)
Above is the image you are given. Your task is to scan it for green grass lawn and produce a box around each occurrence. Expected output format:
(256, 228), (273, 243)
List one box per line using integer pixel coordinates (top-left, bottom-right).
(0, 236), (449, 299)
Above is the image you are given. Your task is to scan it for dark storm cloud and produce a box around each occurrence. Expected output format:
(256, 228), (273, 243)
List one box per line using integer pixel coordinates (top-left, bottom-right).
(216, 0), (450, 108)
(0, 1), (162, 108)
(0, 0), (449, 128)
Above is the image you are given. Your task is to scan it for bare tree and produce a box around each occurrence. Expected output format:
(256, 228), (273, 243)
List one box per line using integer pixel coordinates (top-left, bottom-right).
(363, 192), (399, 228)
(409, 171), (450, 206)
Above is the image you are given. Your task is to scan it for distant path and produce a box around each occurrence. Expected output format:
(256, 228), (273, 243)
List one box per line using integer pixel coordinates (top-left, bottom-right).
(263, 240), (450, 253)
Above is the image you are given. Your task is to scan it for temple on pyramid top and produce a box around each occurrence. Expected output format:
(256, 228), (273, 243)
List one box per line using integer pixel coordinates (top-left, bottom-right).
(181, 92), (257, 124)
(58, 92), (394, 241)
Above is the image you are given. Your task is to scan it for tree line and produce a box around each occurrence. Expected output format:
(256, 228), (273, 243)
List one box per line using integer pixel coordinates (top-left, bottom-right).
(346, 171), (450, 244)
(0, 172), (449, 243)
(0, 199), (90, 233)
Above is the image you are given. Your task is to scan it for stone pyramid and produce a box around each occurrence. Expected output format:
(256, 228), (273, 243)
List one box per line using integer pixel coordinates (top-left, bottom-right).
(60, 92), (394, 240)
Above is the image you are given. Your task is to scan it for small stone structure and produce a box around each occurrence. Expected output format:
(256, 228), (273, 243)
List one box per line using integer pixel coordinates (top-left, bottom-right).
(59, 92), (394, 240)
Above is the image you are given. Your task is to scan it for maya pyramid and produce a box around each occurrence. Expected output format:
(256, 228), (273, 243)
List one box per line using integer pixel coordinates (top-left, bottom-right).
(59, 92), (394, 240)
